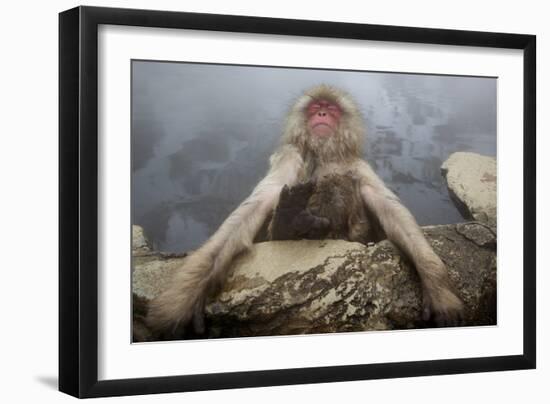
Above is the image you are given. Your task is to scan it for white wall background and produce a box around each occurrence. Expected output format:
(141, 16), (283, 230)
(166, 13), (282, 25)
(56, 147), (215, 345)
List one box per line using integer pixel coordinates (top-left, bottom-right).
(0, 0), (546, 402)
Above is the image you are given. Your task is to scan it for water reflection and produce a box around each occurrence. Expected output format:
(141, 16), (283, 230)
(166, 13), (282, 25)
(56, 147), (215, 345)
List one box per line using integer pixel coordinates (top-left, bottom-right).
(132, 61), (496, 252)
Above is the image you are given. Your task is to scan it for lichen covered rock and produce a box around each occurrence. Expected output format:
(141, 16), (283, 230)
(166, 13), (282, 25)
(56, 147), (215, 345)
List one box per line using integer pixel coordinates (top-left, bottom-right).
(132, 222), (496, 338)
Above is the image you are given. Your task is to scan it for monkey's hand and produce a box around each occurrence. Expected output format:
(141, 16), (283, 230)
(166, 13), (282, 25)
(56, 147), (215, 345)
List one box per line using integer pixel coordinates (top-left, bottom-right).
(421, 278), (464, 327)
(278, 182), (315, 209)
(146, 251), (213, 338)
(270, 182), (315, 240)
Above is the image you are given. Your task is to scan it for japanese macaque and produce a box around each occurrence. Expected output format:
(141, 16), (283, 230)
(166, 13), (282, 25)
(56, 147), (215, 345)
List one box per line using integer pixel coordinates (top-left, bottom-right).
(146, 84), (464, 336)
(268, 174), (383, 244)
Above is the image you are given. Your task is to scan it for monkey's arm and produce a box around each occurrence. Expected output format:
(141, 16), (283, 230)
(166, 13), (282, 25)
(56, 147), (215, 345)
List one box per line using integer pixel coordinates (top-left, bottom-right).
(146, 145), (304, 335)
(354, 160), (463, 326)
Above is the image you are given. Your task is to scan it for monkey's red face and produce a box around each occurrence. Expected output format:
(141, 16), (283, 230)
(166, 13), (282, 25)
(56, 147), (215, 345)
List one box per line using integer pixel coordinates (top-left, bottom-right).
(306, 100), (342, 138)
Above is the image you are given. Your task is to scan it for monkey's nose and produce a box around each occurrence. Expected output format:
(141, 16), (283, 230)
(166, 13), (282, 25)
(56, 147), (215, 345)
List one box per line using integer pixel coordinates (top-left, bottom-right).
(318, 111), (327, 116)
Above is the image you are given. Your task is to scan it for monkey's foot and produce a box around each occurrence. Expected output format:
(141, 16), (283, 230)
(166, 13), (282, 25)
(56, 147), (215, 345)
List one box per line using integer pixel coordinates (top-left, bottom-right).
(292, 211), (330, 238)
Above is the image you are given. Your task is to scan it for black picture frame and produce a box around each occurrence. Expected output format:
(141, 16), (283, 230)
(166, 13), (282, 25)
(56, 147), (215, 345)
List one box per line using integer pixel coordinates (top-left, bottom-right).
(59, 5), (536, 398)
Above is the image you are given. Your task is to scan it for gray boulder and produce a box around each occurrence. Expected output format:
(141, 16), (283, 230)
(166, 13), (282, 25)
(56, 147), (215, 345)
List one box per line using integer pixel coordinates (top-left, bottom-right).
(132, 224), (151, 255)
(133, 222), (496, 338)
(441, 152), (497, 227)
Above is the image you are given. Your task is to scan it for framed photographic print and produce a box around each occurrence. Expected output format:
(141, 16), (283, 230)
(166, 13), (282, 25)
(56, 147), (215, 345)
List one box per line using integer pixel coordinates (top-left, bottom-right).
(59, 6), (536, 398)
